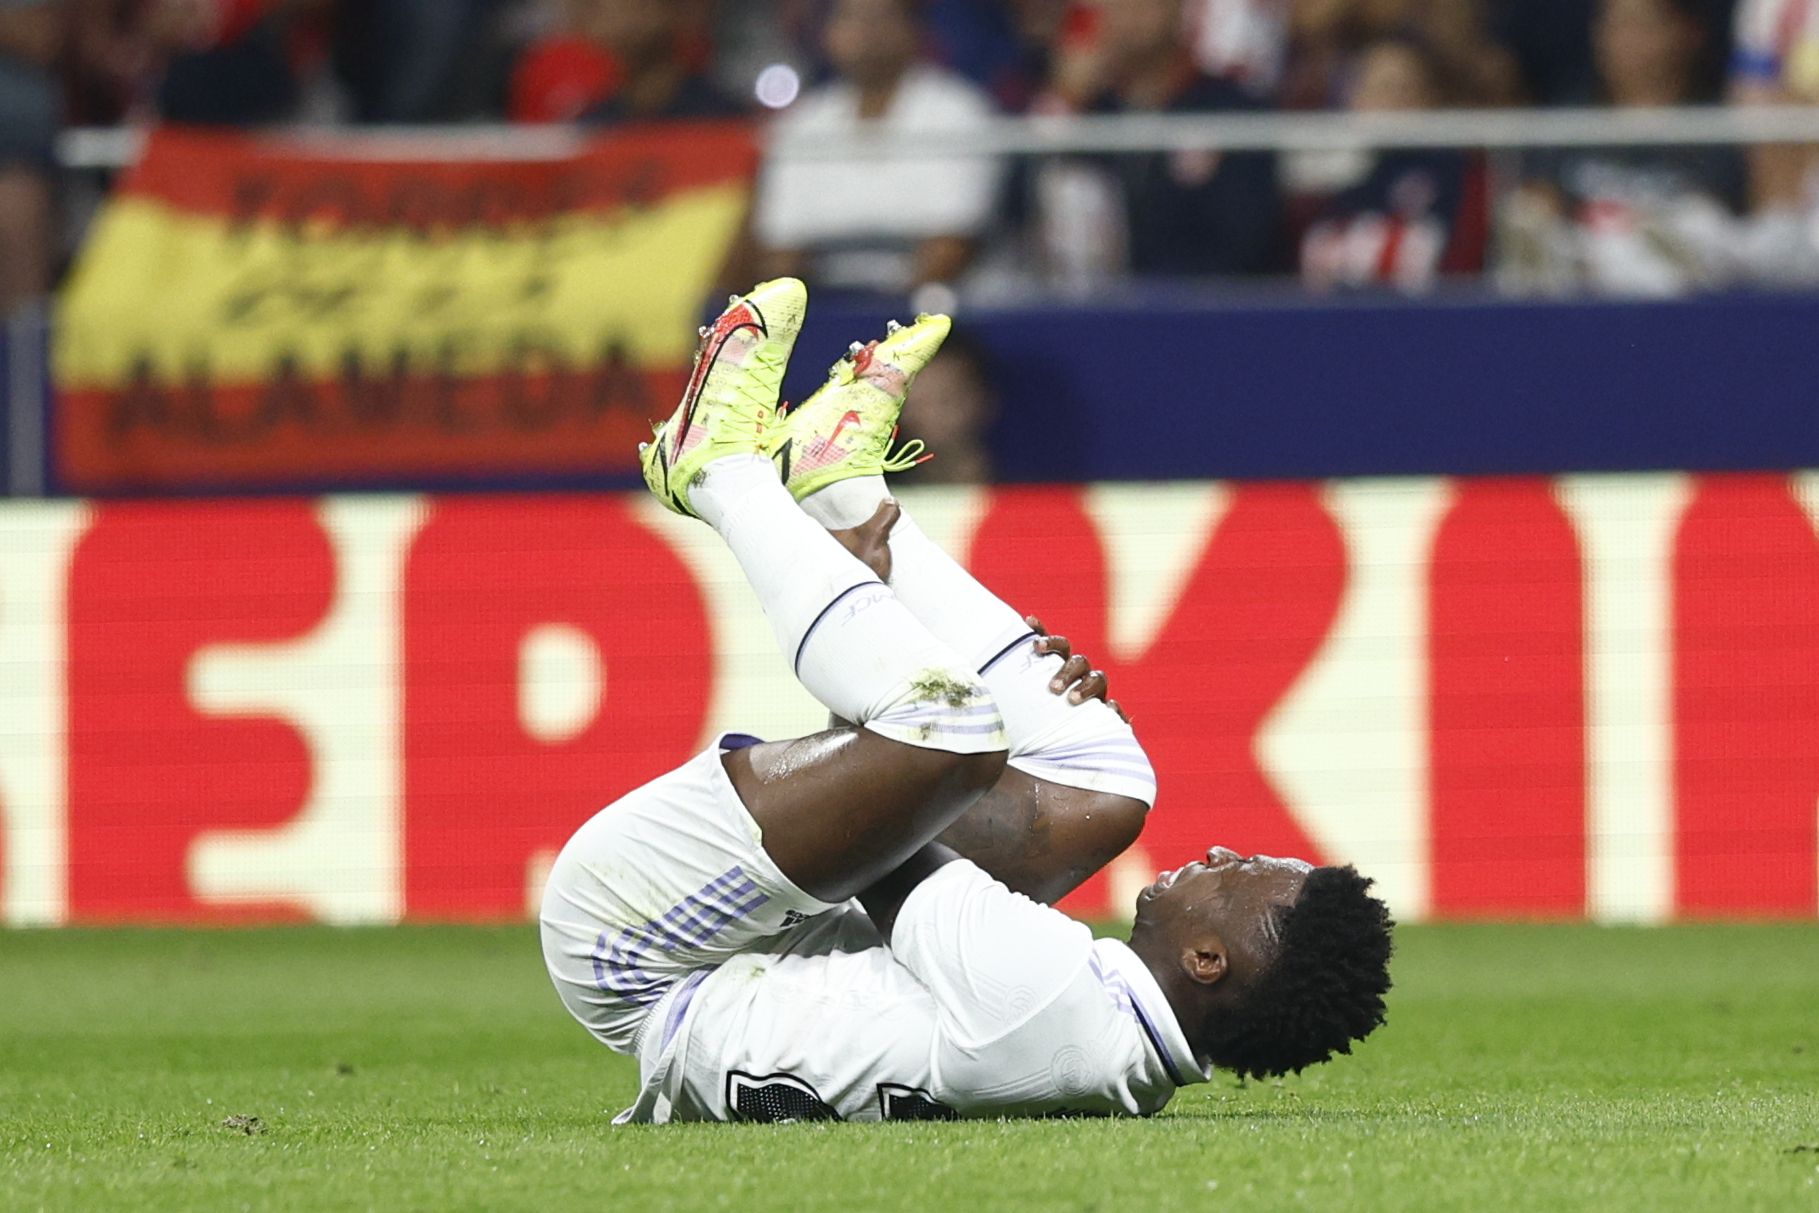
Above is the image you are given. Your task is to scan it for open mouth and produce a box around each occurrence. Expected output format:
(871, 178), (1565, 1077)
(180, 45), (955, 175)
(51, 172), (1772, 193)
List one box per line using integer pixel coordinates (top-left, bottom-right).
(1143, 857), (1223, 900)
(1144, 865), (1188, 898)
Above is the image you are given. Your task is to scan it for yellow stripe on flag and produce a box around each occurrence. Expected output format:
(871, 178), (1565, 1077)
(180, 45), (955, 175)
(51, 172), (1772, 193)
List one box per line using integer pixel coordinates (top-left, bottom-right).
(56, 181), (749, 390)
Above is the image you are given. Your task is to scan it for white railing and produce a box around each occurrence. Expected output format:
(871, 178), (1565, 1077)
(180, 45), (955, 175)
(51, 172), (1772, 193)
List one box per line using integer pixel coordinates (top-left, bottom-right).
(53, 104), (1819, 171)
(25, 103), (1819, 499)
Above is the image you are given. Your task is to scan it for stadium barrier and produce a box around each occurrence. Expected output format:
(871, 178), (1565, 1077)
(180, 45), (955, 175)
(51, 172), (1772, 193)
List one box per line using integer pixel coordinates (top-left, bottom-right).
(53, 105), (1819, 169)
(2, 473), (1816, 928)
(25, 277), (1819, 495)
(18, 110), (1819, 498)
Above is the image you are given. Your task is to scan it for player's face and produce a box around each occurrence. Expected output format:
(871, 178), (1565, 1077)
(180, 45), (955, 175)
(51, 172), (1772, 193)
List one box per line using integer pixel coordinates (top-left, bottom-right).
(1134, 846), (1311, 957)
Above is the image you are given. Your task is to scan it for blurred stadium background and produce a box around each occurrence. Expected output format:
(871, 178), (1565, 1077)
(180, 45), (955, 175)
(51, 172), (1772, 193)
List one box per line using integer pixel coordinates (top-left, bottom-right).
(4, 1), (1819, 1208)
(2, 0), (1816, 929)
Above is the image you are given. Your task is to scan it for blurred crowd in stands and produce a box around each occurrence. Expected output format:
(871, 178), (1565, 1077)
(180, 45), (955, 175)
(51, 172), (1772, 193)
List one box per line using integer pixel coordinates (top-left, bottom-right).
(6, 0), (1819, 318)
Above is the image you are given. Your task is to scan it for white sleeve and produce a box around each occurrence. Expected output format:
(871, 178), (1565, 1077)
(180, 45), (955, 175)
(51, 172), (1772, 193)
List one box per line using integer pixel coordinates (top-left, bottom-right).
(890, 859), (1093, 1050)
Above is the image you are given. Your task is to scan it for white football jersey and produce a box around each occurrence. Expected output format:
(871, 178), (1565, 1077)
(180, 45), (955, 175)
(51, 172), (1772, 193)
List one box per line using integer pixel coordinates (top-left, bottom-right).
(616, 861), (1209, 1123)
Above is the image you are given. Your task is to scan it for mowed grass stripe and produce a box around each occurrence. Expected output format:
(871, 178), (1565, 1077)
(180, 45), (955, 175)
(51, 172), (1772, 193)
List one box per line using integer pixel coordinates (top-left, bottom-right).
(2, 924), (1816, 1212)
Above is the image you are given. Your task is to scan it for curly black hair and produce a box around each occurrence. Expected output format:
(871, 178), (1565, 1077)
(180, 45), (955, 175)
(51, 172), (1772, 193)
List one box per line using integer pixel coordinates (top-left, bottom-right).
(1198, 865), (1394, 1080)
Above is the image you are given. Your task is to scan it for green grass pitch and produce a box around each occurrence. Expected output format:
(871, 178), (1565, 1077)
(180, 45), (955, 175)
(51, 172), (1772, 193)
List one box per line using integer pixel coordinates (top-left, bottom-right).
(4, 923), (1817, 1212)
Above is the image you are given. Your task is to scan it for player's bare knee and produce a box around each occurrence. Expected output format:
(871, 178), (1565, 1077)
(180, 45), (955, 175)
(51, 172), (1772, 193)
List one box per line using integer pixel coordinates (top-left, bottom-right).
(892, 724), (1007, 801)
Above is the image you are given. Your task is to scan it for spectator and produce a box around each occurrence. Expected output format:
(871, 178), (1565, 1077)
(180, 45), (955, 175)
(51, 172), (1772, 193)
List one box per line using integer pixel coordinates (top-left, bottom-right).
(1300, 35), (1487, 291)
(754, 0), (1004, 295)
(508, 1), (617, 123)
(1036, 0), (1282, 280)
(1729, 0), (1819, 279)
(1490, 0), (1598, 105)
(1500, 0), (1749, 295)
(334, 0), (510, 124)
(0, 0), (60, 315)
(1277, 0), (1354, 108)
(1186, 0), (1291, 97)
(152, 0), (337, 126)
(1409, 0), (1522, 106)
(1281, 0), (1520, 109)
(923, 0), (1072, 112)
(577, 0), (741, 126)
(896, 327), (998, 485)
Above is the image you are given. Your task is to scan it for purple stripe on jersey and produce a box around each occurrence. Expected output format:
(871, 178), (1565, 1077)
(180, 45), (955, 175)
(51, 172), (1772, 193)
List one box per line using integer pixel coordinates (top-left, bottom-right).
(1090, 955), (1189, 1088)
(930, 720), (1011, 736)
(592, 865), (771, 1006)
(1022, 759), (1156, 785)
(660, 968), (714, 1051)
(1026, 751), (1155, 773)
(1127, 990), (1190, 1088)
(1040, 755), (1151, 773)
(1120, 989), (1193, 1083)
(978, 632), (1039, 675)
(793, 580), (885, 674)
(1089, 955), (1132, 1014)
(664, 872), (764, 945)
(894, 700), (997, 720)
(1036, 740), (1150, 761)
(1041, 734), (1147, 751)
(1024, 742), (1154, 777)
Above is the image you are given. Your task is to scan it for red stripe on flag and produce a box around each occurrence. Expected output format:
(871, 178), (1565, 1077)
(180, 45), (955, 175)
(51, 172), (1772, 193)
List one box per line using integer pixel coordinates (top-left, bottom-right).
(57, 364), (688, 491)
(121, 124), (759, 226)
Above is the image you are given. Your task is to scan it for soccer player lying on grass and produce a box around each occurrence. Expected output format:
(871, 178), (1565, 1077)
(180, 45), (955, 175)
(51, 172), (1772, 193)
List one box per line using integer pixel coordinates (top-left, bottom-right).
(540, 280), (1394, 1123)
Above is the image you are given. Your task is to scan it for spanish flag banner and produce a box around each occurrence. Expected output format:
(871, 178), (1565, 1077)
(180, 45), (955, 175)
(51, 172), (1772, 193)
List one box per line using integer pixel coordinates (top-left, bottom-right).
(54, 124), (757, 492)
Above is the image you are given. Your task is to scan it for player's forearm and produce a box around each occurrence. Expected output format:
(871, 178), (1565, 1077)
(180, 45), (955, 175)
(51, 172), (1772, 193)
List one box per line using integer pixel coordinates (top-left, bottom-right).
(827, 714), (1145, 904)
(933, 769), (1145, 904)
(846, 509), (1146, 790)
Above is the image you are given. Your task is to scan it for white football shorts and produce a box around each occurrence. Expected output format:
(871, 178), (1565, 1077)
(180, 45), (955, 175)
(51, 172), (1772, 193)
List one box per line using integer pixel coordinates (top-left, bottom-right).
(539, 733), (841, 1054)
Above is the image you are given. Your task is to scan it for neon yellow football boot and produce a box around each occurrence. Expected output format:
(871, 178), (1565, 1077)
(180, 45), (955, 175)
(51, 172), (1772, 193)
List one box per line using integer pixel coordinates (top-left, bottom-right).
(770, 312), (951, 502)
(640, 277), (809, 518)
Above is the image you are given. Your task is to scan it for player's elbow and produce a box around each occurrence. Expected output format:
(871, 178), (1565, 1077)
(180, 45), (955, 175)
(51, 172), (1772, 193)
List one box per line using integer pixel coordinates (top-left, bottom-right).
(1019, 792), (1148, 905)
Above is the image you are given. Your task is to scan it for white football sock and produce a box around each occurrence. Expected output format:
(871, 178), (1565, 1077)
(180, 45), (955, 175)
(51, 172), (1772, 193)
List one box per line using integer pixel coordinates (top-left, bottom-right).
(798, 474), (892, 530)
(802, 476), (1154, 804)
(801, 476), (1028, 669)
(972, 636), (1158, 806)
(692, 457), (1003, 754)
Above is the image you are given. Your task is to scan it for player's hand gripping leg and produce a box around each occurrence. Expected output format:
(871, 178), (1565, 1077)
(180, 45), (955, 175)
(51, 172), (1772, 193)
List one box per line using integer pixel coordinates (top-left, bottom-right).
(650, 288), (1009, 904)
(822, 506), (1149, 903)
(705, 489), (1006, 901)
